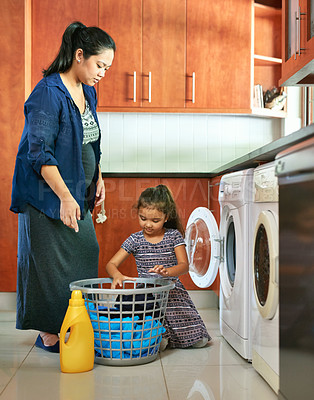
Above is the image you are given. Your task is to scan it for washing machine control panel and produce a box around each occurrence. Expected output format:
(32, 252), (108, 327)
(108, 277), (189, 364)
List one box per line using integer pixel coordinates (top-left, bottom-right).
(254, 167), (278, 202)
(219, 170), (254, 206)
(221, 182), (241, 199)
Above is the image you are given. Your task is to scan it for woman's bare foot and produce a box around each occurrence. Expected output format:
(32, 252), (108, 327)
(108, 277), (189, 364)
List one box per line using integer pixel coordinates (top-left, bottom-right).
(39, 332), (59, 346)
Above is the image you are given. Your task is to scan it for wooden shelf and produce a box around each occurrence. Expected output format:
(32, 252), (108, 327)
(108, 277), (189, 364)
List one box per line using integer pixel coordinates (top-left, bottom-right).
(252, 107), (287, 118)
(254, 2), (281, 18)
(254, 54), (282, 65)
(253, 0), (283, 107)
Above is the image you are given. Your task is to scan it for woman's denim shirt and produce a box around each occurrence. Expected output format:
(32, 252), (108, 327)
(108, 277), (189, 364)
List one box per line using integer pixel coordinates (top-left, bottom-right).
(10, 73), (101, 219)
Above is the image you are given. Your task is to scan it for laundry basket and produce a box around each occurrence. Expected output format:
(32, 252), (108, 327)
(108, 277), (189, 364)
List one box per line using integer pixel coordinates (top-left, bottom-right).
(69, 278), (175, 366)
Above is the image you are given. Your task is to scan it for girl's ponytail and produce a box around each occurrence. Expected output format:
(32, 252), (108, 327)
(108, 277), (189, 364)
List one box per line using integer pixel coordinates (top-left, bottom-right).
(43, 21), (115, 77)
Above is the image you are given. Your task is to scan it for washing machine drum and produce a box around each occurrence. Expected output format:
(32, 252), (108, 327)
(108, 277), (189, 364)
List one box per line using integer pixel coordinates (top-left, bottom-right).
(185, 207), (220, 288)
(253, 210), (278, 319)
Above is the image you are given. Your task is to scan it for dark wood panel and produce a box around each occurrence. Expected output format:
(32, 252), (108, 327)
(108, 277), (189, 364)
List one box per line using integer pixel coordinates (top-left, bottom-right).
(0, 0), (25, 291)
(186, 0), (251, 109)
(142, 0), (186, 108)
(31, 0), (98, 88)
(98, 0), (142, 108)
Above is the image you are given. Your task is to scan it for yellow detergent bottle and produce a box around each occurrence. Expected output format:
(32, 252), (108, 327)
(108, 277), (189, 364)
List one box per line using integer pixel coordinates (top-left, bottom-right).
(60, 290), (95, 373)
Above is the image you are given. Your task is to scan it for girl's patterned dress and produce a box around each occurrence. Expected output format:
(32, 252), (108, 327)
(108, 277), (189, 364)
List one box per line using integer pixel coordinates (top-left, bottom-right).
(121, 228), (211, 348)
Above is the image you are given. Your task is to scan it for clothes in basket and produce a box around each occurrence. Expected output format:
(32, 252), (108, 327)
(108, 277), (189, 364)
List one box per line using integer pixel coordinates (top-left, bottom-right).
(87, 303), (165, 359)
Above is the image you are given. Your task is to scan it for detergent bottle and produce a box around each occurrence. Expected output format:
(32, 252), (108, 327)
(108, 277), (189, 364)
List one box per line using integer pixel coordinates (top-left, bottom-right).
(60, 290), (94, 373)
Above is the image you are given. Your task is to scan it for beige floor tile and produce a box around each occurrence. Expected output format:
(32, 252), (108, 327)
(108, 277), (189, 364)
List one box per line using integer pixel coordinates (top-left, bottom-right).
(0, 308), (278, 400)
(23, 346), (162, 370)
(163, 364), (277, 400)
(0, 312), (16, 323)
(160, 337), (247, 367)
(0, 363), (168, 400)
(0, 332), (37, 353)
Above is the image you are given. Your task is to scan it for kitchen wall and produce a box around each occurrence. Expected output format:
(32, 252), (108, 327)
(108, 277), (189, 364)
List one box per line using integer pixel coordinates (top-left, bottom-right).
(98, 113), (282, 173)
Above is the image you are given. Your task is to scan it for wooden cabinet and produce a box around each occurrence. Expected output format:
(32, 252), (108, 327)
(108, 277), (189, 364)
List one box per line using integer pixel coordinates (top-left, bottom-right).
(98, 0), (186, 109)
(98, 0), (142, 108)
(31, 0), (98, 89)
(253, 2), (286, 117)
(142, 0), (186, 108)
(280, 0), (314, 86)
(186, 0), (251, 110)
(97, 0), (254, 113)
(93, 177), (220, 292)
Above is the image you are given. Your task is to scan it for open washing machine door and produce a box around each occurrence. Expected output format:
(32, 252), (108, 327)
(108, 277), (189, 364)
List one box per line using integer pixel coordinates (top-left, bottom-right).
(253, 210), (278, 319)
(185, 207), (220, 288)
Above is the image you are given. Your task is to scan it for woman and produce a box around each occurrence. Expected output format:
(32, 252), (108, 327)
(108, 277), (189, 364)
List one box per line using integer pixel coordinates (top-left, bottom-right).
(10, 21), (115, 352)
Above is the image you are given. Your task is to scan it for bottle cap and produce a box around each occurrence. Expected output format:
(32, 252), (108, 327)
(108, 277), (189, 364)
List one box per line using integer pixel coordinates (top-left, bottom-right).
(69, 290), (84, 307)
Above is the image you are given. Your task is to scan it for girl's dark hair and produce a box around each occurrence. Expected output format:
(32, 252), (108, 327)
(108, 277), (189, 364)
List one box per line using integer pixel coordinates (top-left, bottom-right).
(136, 184), (184, 236)
(43, 21), (116, 77)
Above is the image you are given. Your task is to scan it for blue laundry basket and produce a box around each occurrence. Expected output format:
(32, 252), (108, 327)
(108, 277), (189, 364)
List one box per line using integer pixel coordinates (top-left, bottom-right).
(69, 278), (175, 366)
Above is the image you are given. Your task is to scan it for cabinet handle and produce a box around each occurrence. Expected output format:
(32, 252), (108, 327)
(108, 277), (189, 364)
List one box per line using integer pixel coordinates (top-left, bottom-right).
(299, 6), (307, 56)
(295, 4), (307, 59)
(133, 71), (136, 103)
(298, 6), (301, 56)
(148, 72), (152, 103)
(295, 11), (298, 60)
(192, 72), (195, 104)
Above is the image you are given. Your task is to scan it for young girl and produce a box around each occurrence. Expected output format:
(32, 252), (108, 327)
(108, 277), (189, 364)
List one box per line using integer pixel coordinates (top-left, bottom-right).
(106, 184), (211, 350)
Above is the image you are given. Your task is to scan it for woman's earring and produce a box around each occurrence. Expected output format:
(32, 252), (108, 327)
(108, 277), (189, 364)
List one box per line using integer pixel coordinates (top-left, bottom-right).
(77, 59), (81, 63)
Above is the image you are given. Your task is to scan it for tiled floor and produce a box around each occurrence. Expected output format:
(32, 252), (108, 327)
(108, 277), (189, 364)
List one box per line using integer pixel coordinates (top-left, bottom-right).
(0, 309), (277, 400)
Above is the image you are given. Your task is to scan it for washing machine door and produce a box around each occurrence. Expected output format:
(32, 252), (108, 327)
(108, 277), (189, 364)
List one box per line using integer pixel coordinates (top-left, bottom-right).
(185, 207), (220, 288)
(219, 206), (238, 299)
(253, 210), (278, 319)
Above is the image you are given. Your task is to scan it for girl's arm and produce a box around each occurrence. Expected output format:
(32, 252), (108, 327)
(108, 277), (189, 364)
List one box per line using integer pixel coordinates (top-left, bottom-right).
(41, 165), (80, 232)
(148, 244), (189, 278)
(106, 248), (136, 289)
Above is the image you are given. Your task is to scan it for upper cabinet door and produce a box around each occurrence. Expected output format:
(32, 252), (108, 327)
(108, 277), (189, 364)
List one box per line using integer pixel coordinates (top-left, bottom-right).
(31, 0), (98, 90)
(98, 0), (142, 108)
(186, 0), (251, 110)
(280, 0), (314, 85)
(142, 0), (186, 108)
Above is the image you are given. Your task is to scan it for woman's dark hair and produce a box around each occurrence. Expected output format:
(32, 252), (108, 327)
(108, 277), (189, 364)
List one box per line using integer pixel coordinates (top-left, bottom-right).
(43, 21), (116, 77)
(135, 184), (184, 236)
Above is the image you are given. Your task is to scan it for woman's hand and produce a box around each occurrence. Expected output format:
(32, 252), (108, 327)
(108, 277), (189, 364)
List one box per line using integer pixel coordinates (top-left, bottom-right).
(60, 194), (81, 233)
(40, 165), (81, 232)
(148, 265), (169, 277)
(95, 168), (105, 206)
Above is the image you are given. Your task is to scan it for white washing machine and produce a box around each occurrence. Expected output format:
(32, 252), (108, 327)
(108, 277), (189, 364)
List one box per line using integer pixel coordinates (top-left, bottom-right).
(251, 162), (279, 394)
(185, 169), (254, 361)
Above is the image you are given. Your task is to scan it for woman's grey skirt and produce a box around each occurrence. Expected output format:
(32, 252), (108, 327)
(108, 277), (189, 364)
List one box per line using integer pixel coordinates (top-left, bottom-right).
(16, 204), (99, 334)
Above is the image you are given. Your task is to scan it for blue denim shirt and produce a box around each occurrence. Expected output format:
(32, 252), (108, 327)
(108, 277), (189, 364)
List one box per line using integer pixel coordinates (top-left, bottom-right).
(10, 73), (101, 219)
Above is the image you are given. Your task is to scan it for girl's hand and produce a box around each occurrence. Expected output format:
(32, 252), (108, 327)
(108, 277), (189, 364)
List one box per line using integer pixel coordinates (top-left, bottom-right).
(60, 195), (81, 232)
(95, 176), (105, 206)
(111, 273), (136, 289)
(148, 265), (169, 277)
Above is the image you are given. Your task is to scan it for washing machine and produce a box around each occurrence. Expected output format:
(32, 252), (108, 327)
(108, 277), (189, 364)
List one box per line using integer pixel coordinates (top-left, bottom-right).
(185, 169), (254, 361)
(251, 162), (279, 394)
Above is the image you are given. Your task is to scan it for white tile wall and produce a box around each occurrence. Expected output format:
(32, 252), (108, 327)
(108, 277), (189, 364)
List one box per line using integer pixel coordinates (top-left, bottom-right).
(98, 113), (282, 173)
